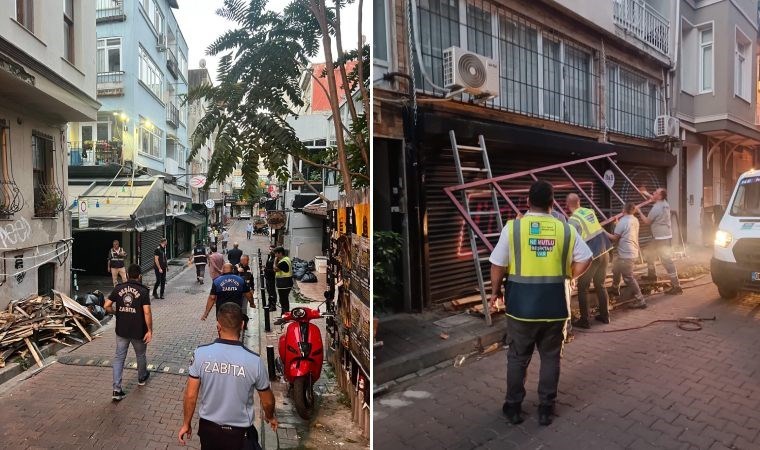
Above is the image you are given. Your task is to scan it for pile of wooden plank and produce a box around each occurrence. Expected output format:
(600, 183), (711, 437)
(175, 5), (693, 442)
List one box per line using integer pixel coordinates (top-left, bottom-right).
(0, 291), (101, 369)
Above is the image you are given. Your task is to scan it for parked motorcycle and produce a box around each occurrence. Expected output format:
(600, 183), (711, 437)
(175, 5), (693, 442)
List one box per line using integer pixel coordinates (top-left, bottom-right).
(274, 306), (329, 420)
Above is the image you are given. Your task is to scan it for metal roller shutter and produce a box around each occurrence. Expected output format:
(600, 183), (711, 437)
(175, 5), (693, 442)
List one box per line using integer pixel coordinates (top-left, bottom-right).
(139, 226), (165, 272)
(613, 163), (667, 245)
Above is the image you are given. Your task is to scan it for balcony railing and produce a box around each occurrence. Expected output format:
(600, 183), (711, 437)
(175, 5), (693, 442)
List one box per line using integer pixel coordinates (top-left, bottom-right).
(166, 49), (179, 80)
(33, 184), (64, 218)
(97, 71), (125, 96)
(0, 180), (23, 216)
(96, 0), (125, 22)
(68, 141), (122, 166)
(166, 102), (179, 128)
(613, 0), (670, 55)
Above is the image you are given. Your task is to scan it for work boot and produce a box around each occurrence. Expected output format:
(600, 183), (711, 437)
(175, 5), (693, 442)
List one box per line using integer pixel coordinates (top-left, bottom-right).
(594, 315), (610, 324)
(629, 300), (647, 309)
(502, 402), (524, 425)
(642, 272), (658, 282)
(571, 318), (590, 329)
(665, 286), (683, 295)
(538, 404), (554, 426)
(608, 285), (621, 297)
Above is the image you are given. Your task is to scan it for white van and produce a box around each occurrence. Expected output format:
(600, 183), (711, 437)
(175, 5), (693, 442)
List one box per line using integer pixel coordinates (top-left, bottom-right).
(712, 169), (760, 298)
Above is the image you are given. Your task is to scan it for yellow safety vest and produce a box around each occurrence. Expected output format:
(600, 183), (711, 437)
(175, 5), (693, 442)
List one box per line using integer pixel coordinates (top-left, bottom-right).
(568, 207), (603, 241)
(275, 256), (293, 289)
(505, 216), (574, 322)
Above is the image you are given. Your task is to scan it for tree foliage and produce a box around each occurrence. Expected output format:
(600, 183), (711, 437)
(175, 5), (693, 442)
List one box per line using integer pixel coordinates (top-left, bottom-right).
(187, 0), (369, 198)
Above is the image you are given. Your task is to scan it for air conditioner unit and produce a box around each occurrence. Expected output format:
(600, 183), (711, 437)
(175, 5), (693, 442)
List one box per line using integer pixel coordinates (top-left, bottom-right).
(442, 46), (499, 98)
(156, 34), (167, 52)
(654, 115), (680, 139)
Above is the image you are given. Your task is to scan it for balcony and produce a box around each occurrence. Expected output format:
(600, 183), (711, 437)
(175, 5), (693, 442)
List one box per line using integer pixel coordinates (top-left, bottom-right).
(97, 72), (125, 97)
(96, 0), (126, 23)
(33, 184), (64, 218)
(613, 0), (670, 55)
(68, 141), (122, 166)
(166, 49), (179, 80)
(166, 102), (179, 128)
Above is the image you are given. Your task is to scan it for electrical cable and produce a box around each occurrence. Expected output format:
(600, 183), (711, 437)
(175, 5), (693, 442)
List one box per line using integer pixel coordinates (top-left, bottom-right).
(0, 238), (74, 259)
(0, 245), (71, 277)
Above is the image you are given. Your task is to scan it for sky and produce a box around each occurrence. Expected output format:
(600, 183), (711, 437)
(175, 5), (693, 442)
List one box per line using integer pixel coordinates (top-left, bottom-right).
(173, 0), (366, 84)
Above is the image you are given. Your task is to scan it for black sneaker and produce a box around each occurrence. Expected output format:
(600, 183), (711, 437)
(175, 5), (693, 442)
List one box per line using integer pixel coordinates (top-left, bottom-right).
(594, 315), (610, 324)
(138, 372), (150, 386)
(571, 318), (591, 329)
(665, 287), (683, 295)
(629, 301), (648, 309)
(112, 390), (126, 401)
(502, 402), (524, 425)
(538, 405), (554, 426)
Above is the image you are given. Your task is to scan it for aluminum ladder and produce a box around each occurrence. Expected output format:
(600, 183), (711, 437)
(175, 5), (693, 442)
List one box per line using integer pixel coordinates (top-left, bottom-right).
(449, 131), (502, 326)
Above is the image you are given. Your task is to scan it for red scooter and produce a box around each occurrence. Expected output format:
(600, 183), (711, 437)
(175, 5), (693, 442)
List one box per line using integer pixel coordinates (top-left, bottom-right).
(274, 307), (328, 420)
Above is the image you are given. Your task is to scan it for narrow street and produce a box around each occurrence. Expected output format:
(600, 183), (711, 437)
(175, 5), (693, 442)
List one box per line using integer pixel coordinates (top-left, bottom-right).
(374, 285), (760, 449)
(0, 220), (358, 449)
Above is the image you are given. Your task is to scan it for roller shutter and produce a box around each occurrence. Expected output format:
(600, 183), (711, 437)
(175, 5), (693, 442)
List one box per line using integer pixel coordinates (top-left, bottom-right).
(139, 226), (165, 272)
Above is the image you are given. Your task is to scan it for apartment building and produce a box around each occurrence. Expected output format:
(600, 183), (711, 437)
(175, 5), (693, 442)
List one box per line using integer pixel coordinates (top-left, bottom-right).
(0, 0), (98, 305)
(374, 0), (680, 310)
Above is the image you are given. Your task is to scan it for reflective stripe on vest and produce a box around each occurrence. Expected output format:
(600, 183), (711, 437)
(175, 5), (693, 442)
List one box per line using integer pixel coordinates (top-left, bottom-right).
(505, 216), (574, 322)
(569, 207), (603, 241)
(275, 256), (293, 278)
(110, 248), (124, 262)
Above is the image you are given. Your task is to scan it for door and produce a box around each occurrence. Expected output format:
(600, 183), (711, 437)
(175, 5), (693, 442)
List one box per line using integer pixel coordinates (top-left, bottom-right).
(685, 145), (703, 245)
(81, 122), (111, 164)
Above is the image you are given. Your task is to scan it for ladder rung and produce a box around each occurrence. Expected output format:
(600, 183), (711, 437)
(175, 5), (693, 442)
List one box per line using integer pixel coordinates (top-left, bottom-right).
(477, 256), (491, 262)
(470, 211), (499, 216)
(456, 145), (483, 152)
(484, 232), (501, 237)
(460, 167), (488, 172)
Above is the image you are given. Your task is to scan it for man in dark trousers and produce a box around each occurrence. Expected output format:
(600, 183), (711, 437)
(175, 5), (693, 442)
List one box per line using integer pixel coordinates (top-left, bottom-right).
(227, 242), (243, 266)
(104, 264), (153, 401)
(178, 303), (277, 450)
(201, 263), (255, 321)
(190, 241), (208, 284)
(236, 254), (255, 290)
(273, 246), (293, 314)
(490, 181), (592, 426)
(264, 245), (277, 310)
(153, 238), (168, 299)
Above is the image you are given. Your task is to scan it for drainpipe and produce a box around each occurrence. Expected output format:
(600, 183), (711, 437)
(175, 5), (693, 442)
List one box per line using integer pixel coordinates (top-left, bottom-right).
(667, 0), (681, 117)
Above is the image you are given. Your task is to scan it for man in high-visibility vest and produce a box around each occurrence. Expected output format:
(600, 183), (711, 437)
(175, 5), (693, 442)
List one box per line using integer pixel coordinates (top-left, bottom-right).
(273, 247), (293, 314)
(490, 181), (592, 426)
(566, 194), (614, 328)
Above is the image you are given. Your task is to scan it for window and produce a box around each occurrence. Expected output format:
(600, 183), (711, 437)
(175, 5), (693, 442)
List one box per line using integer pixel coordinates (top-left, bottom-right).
(138, 46), (163, 100)
(466, 4), (492, 58)
(373, 0), (390, 65)
(731, 176), (760, 216)
(64, 0), (75, 63)
(97, 38), (121, 73)
(32, 134), (53, 187)
(139, 122), (163, 158)
(16, 0), (33, 30)
(38, 263), (56, 297)
(178, 50), (188, 80)
(735, 29), (751, 101)
(607, 62), (661, 138)
(699, 27), (713, 93)
(140, 0), (164, 36)
(416, 0), (460, 89)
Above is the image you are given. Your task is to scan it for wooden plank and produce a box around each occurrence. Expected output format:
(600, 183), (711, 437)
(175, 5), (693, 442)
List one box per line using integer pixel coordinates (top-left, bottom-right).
(71, 316), (92, 342)
(24, 338), (43, 368)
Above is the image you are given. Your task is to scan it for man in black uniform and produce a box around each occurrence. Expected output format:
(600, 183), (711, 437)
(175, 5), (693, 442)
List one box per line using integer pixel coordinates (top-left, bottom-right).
(190, 241), (208, 284)
(227, 242), (243, 267)
(178, 303), (277, 449)
(201, 263), (255, 321)
(105, 264), (153, 401)
(236, 254), (255, 290)
(264, 245), (277, 310)
(153, 238), (168, 299)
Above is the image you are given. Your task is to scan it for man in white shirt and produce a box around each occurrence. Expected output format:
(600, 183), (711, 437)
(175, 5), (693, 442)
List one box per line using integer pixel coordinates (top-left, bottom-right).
(607, 203), (646, 308)
(637, 188), (682, 295)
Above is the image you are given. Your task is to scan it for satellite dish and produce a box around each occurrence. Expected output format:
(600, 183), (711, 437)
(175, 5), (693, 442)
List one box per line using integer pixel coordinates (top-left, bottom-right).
(199, 59), (207, 69)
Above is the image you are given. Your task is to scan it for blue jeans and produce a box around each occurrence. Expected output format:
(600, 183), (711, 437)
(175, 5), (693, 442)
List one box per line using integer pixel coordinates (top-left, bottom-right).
(113, 335), (148, 391)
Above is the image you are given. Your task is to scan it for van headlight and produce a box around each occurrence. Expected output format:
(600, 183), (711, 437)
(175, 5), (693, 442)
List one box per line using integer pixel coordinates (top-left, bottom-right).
(715, 230), (733, 248)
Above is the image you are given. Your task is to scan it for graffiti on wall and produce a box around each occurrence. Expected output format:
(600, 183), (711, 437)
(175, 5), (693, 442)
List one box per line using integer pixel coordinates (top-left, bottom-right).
(14, 254), (24, 284)
(0, 217), (31, 249)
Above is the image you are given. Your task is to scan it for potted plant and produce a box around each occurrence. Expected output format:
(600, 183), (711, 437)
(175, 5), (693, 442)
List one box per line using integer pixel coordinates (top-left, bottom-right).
(37, 189), (62, 217)
(83, 140), (93, 150)
(372, 231), (403, 317)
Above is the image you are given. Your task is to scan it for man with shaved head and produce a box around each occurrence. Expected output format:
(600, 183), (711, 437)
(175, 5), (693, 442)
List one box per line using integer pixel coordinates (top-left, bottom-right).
(202, 262), (255, 321)
(566, 193), (613, 328)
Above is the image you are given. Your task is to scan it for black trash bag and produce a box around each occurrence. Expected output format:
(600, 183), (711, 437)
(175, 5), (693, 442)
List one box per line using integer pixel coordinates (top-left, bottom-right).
(90, 290), (105, 307)
(89, 304), (106, 320)
(82, 294), (98, 307)
(300, 272), (318, 283)
(307, 261), (316, 271)
(75, 295), (88, 306)
(294, 268), (307, 279)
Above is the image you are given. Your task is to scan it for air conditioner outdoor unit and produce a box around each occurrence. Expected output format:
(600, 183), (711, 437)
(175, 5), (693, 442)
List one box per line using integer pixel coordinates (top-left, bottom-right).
(654, 115), (680, 139)
(157, 34), (167, 52)
(442, 46), (499, 98)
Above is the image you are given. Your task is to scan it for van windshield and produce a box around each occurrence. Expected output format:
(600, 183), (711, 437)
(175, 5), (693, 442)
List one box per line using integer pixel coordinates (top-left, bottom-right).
(730, 176), (760, 217)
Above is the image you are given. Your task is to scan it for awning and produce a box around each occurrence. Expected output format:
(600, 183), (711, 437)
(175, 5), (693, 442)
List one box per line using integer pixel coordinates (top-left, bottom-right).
(175, 212), (205, 227)
(165, 183), (192, 202)
(69, 177), (165, 232)
(303, 203), (327, 218)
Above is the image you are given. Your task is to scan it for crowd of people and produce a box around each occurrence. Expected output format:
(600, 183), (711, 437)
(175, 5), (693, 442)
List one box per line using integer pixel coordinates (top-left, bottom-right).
(489, 180), (681, 427)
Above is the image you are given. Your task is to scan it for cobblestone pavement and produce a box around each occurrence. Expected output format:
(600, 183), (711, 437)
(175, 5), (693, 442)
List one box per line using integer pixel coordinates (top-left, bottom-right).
(374, 283), (760, 450)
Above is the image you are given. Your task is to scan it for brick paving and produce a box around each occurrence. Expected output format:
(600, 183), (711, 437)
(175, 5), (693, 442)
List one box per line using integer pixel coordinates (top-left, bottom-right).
(374, 284), (760, 450)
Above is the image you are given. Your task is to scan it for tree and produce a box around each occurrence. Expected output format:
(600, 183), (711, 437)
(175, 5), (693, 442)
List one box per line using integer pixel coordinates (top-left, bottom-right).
(187, 0), (369, 199)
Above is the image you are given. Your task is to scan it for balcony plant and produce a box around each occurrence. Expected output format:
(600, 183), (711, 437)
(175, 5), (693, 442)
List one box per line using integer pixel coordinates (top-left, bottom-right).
(36, 189), (62, 217)
(83, 140), (93, 150)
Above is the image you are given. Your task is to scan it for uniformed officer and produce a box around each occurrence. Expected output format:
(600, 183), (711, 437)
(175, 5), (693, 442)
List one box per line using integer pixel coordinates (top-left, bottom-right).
(107, 240), (127, 286)
(153, 238), (168, 299)
(490, 180), (592, 426)
(202, 263), (255, 321)
(273, 247), (293, 314)
(190, 241), (208, 284)
(264, 246), (277, 309)
(566, 193), (614, 328)
(179, 303), (277, 450)
(104, 264), (153, 401)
